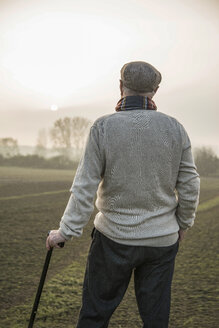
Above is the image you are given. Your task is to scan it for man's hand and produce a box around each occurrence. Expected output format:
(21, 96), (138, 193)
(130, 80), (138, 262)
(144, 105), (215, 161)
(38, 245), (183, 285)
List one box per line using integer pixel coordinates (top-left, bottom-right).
(178, 228), (187, 242)
(46, 230), (66, 250)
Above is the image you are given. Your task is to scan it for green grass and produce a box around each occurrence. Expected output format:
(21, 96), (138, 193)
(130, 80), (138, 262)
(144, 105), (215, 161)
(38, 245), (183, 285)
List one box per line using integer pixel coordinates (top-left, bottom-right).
(199, 176), (219, 203)
(198, 195), (219, 212)
(0, 166), (219, 327)
(0, 254), (87, 328)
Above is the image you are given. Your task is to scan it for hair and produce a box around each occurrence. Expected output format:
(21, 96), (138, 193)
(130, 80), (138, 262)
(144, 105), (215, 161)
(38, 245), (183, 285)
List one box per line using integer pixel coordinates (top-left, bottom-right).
(122, 85), (156, 97)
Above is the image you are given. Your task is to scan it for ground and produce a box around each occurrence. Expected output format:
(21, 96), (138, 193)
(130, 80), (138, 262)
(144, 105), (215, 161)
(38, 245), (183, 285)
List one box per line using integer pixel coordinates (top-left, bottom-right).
(0, 167), (218, 327)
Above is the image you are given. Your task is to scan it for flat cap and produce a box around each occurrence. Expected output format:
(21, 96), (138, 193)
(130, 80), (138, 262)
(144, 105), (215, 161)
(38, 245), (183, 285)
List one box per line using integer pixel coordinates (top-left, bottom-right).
(120, 61), (162, 93)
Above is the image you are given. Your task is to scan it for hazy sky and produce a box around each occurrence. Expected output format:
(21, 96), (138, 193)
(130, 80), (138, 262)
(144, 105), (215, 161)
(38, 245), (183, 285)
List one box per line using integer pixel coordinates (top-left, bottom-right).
(0, 0), (218, 151)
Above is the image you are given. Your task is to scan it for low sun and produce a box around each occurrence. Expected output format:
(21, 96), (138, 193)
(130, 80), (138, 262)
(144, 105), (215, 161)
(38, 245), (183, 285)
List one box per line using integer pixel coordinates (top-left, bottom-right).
(50, 104), (58, 111)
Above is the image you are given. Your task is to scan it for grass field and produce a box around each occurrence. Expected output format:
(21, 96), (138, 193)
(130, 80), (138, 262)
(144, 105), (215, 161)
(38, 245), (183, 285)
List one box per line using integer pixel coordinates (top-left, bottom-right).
(0, 166), (218, 327)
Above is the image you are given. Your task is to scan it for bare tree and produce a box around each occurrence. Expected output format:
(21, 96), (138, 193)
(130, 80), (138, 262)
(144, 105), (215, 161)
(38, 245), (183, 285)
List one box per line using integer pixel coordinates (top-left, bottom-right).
(71, 116), (91, 150)
(50, 116), (91, 158)
(0, 137), (19, 158)
(35, 128), (48, 157)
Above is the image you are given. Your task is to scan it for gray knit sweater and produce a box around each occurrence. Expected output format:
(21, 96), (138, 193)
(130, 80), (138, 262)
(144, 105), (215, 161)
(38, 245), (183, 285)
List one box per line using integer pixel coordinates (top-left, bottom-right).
(59, 110), (200, 246)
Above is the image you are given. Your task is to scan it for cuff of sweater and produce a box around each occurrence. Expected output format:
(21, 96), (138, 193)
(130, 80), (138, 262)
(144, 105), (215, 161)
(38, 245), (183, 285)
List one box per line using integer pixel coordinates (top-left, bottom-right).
(179, 227), (189, 231)
(176, 214), (194, 231)
(58, 223), (73, 241)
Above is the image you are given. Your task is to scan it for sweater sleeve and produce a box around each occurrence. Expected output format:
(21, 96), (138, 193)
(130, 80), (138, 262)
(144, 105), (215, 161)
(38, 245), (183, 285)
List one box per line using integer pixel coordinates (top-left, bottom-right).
(175, 125), (200, 230)
(58, 124), (104, 240)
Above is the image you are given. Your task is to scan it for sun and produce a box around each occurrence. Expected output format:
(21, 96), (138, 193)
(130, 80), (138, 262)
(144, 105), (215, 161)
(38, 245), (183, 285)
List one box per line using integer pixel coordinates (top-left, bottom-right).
(50, 104), (58, 111)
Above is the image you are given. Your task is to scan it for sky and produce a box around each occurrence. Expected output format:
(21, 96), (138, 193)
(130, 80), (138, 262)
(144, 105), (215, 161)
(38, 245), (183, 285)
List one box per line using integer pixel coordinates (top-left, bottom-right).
(0, 0), (218, 152)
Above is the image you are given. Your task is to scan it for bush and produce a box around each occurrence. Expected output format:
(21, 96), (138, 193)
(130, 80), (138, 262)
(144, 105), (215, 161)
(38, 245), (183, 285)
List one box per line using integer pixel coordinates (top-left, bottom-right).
(0, 154), (79, 170)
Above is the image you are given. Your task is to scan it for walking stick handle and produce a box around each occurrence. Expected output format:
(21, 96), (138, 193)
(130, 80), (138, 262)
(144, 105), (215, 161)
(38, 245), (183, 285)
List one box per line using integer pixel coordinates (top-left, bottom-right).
(48, 230), (65, 248)
(58, 242), (65, 248)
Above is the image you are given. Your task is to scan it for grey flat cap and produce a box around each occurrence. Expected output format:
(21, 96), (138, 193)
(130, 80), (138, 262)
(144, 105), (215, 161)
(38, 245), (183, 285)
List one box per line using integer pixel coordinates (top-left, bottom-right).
(120, 61), (162, 93)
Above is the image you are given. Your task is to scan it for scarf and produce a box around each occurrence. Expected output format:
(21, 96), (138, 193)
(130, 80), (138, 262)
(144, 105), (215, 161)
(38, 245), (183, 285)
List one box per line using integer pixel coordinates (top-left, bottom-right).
(115, 95), (157, 112)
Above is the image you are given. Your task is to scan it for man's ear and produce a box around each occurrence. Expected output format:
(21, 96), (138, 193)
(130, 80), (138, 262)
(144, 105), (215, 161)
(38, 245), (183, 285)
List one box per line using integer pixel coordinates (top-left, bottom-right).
(154, 86), (159, 94)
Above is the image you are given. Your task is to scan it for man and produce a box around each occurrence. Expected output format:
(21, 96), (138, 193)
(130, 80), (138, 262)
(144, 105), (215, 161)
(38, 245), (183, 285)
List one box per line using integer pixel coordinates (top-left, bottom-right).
(46, 61), (200, 328)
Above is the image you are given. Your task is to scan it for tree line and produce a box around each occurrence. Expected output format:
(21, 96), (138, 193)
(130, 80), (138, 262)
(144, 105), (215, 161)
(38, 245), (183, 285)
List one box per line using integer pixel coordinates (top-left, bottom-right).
(0, 117), (218, 176)
(193, 146), (219, 177)
(0, 153), (79, 170)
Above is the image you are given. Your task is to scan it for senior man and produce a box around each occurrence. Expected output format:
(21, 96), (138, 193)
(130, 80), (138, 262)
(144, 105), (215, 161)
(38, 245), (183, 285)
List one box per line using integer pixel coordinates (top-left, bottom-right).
(46, 61), (200, 328)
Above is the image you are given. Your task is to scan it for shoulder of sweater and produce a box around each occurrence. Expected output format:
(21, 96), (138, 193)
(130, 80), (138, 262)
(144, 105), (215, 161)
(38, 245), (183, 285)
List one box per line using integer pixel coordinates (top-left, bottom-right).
(91, 113), (118, 128)
(157, 111), (190, 146)
(156, 111), (182, 127)
(157, 111), (191, 140)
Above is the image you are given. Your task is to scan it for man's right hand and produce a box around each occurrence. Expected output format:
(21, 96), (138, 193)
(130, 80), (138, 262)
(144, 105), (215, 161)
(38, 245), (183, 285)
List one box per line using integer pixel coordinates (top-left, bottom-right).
(178, 228), (187, 242)
(46, 230), (66, 250)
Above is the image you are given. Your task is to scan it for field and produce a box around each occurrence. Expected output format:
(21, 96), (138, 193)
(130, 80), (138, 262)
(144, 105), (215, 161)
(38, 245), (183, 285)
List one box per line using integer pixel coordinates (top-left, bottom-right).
(0, 166), (219, 327)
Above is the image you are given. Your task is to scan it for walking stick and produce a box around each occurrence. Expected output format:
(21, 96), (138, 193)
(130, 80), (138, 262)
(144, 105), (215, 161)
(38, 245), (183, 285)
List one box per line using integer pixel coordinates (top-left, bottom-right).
(28, 232), (64, 328)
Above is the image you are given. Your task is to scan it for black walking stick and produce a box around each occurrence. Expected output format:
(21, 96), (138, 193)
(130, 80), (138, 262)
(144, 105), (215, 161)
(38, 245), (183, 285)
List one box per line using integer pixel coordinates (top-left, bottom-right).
(28, 232), (65, 328)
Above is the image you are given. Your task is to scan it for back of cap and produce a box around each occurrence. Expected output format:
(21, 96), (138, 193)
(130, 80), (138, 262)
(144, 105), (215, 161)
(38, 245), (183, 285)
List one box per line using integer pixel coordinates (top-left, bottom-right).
(120, 61), (162, 93)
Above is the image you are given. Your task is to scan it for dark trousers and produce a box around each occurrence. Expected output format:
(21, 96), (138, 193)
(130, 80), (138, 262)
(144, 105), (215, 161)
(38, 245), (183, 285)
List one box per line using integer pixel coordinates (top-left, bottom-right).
(76, 228), (179, 328)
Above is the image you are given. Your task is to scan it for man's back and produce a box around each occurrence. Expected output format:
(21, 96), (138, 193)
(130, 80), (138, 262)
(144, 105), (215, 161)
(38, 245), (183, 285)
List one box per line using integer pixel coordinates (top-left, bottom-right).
(91, 109), (199, 246)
